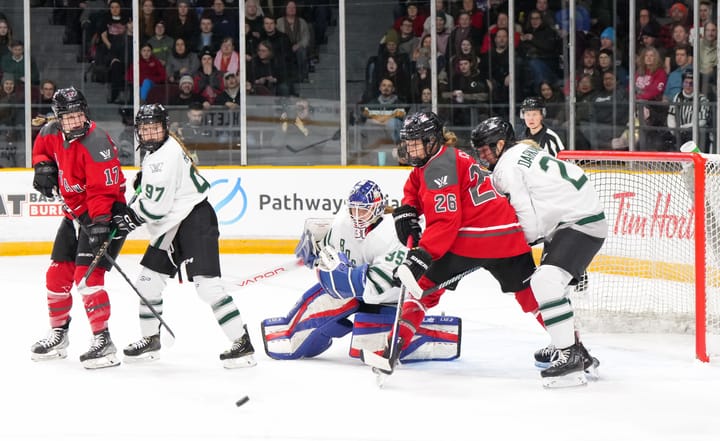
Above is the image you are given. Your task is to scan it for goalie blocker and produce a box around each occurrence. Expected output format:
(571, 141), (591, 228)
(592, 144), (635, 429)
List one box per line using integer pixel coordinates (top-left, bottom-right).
(261, 283), (461, 362)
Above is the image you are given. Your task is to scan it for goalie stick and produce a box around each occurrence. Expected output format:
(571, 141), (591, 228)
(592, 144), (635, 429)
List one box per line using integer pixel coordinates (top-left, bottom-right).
(225, 258), (304, 289)
(54, 190), (177, 347)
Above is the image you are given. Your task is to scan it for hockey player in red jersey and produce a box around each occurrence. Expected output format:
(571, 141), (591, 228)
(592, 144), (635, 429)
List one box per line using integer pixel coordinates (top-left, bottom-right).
(372, 111), (542, 374)
(30, 86), (127, 369)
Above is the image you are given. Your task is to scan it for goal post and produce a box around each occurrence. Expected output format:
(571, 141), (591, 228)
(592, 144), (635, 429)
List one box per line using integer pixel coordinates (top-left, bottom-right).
(557, 150), (719, 362)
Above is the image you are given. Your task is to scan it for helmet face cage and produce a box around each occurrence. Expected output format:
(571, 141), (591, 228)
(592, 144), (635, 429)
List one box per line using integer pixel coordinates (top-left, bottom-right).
(52, 87), (90, 140)
(471, 117), (516, 161)
(520, 96), (546, 118)
(347, 179), (386, 238)
(135, 104), (169, 152)
(398, 111), (443, 167)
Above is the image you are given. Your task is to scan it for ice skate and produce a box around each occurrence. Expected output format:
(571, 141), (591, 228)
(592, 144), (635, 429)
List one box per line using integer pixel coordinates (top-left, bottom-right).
(533, 344), (555, 369)
(79, 330), (120, 369)
(220, 325), (256, 368)
(578, 341), (600, 380)
(123, 334), (161, 363)
(31, 319), (70, 361)
(535, 341), (599, 379)
(540, 343), (587, 388)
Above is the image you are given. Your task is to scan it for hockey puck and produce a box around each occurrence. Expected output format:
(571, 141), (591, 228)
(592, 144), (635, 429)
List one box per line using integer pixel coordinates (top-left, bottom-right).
(235, 396), (250, 407)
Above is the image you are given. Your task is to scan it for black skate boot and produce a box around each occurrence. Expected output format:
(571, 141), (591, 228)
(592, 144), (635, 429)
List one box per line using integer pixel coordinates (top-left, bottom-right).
(31, 318), (71, 361)
(578, 341), (600, 380)
(533, 344), (555, 368)
(540, 342), (587, 388)
(80, 329), (120, 369)
(123, 334), (161, 362)
(220, 325), (256, 368)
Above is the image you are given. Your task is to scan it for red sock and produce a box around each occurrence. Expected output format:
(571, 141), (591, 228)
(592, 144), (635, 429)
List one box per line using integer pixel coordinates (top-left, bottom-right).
(515, 286), (545, 328)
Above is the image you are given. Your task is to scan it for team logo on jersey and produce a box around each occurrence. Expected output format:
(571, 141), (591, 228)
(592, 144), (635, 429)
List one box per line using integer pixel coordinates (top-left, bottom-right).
(433, 175), (448, 188)
(209, 176), (247, 225)
(99, 149), (112, 160)
(149, 162), (163, 173)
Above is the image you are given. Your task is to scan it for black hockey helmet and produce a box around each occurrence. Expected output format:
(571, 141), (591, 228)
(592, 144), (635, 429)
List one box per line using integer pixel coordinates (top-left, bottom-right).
(470, 116), (516, 168)
(52, 86), (90, 140)
(520, 96), (546, 117)
(398, 111), (444, 167)
(135, 103), (170, 153)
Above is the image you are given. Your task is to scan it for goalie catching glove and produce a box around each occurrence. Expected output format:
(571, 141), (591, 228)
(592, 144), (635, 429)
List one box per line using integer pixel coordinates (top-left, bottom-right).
(316, 245), (369, 300)
(295, 230), (319, 268)
(393, 204), (422, 245)
(394, 247), (432, 298)
(111, 201), (145, 237)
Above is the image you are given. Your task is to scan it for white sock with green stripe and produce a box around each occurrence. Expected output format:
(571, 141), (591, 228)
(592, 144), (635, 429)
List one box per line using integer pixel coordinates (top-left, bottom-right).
(195, 276), (246, 340)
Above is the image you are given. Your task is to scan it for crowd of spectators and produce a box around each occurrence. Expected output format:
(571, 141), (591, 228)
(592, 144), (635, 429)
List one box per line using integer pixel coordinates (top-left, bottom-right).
(358, 0), (719, 152)
(2, 1), (720, 158)
(49, 0), (334, 105)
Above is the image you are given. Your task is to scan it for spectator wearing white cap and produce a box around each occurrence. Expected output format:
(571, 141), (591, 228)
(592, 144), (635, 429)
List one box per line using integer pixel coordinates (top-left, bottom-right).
(169, 74), (204, 106)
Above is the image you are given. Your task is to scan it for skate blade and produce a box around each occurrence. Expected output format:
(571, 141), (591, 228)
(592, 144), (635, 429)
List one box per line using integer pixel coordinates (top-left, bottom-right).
(82, 353), (121, 369)
(542, 371), (588, 388)
(123, 351), (160, 363)
(222, 354), (257, 369)
(31, 348), (68, 361)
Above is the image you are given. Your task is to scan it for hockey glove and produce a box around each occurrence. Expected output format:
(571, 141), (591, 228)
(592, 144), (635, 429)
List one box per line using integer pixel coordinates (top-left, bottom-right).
(111, 201), (145, 237)
(295, 230), (319, 268)
(87, 215), (112, 253)
(133, 171), (143, 192)
(316, 245), (368, 299)
(394, 247), (432, 298)
(33, 161), (59, 197)
(393, 205), (422, 245)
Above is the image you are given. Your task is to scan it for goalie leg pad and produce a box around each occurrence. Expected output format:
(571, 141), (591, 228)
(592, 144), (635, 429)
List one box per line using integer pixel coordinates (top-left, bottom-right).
(349, 311), (462, 362)
(261, 283), (359, 360)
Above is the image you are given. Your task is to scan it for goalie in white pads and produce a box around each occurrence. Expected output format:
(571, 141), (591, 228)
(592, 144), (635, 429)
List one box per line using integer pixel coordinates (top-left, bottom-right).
(471, 116), (605, 387)
(110, 104), (256, 368)
(261, 180), (462, 363)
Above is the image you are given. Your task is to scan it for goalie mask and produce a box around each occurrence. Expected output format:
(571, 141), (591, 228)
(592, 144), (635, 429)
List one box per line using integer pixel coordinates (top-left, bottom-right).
(52, 86), (91, 141)
(470, 116), (516, 170)
(398, 111), (444, 167)
(348, 179), (387, 239)
(135, 104), (169, 153)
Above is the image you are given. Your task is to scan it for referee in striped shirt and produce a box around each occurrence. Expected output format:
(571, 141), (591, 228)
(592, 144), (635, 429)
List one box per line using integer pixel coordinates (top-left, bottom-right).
(518, 96), (565, 157)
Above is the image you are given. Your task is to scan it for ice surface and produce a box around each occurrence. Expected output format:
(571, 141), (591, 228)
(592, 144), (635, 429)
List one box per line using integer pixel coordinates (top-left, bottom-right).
(2, 254), (719, 441)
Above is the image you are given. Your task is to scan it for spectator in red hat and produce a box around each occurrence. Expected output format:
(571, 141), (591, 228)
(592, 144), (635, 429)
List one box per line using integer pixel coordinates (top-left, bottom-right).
(661, 3), (690, 49)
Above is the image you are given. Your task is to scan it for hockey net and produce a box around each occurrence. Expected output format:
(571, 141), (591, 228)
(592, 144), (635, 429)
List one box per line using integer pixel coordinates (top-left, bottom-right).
(558, 150), (720, 362)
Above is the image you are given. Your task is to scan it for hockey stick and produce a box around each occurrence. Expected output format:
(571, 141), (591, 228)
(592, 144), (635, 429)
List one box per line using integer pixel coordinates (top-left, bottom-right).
(285, 130), (341, 153)
(360, 237), (414, 381)
(360, 261), (483, 377)
(77, 188), (142, 291)
(224, 258), (304, 289)
(55, 191), (176, 346)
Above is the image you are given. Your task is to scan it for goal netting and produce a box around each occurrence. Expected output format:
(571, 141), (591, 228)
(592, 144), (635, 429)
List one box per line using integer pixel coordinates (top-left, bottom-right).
(557, 150), (720, 361)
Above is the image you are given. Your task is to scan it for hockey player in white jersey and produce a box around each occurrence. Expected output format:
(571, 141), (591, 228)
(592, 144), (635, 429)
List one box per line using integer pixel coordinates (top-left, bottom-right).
(261, 180), (461, 362)
(471, 116), (605, 387)
(110, 104), (256, 368)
